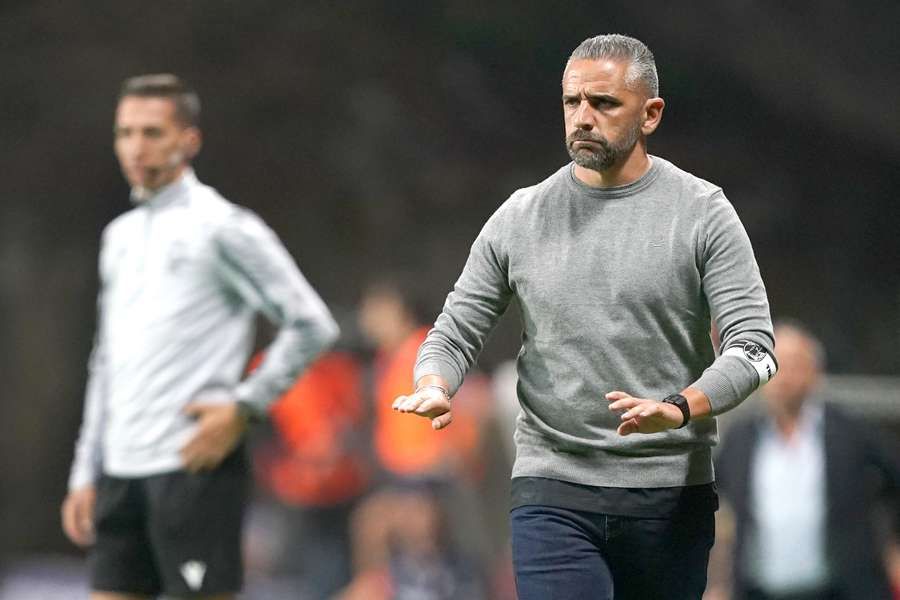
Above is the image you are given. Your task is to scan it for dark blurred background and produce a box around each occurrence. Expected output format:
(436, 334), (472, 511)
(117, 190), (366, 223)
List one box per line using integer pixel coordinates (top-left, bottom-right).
(2, 0), (899, 566)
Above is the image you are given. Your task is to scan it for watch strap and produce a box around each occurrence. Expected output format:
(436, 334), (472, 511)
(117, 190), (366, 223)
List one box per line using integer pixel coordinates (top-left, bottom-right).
(662, 393), (690, 428)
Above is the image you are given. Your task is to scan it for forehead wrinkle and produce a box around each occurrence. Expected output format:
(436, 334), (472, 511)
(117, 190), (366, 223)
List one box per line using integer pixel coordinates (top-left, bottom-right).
(561, 80), (627, 101)
(562, 61), (631, 94)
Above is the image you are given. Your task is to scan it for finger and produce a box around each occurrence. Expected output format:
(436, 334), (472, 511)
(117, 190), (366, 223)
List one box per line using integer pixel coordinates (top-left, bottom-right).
(608, 398), (641, 411)
(182, 456), (196, 473)
(180, 439), (202, 472)
(66, 496), (93, 546)
(621, 404), (657, 421)
(183, 455), (204, 473)
(638, 405), (658, 418)
(605, 391), (631, 401)
(183, 402), (204, 418)
(397, 393), (426, 413)
(71, 497), (87, 539)
(414, 397), (450, 415)
(432, 412), (453, 430)
(62, 499), (80, 544)
(190, 455), (215, 472)
(78, 497), (95, 543)
(617, 418), (639, 436)
(620, 409), (639, 420)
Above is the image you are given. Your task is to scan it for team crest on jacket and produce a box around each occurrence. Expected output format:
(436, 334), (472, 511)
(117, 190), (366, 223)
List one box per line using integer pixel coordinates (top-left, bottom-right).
(180, 560), (206, 591)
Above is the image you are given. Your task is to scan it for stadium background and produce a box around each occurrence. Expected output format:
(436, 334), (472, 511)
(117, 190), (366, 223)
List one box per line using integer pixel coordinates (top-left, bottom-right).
(1, 0), (898, 586)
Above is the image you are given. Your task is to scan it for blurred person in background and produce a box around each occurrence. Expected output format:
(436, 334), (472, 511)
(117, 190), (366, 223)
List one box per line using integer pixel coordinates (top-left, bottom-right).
(346, 277), (494, 592)
(250, 344), (371, 599)
(394, 33), (777, 600)
(711, 321), (900, 600)
(334, 483), (485, 600)
(60, 73), (338, 600)
(359, 277), (490, 485)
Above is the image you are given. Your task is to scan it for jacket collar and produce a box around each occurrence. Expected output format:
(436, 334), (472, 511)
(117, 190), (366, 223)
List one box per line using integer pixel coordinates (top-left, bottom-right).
(130, 168), (197, 209)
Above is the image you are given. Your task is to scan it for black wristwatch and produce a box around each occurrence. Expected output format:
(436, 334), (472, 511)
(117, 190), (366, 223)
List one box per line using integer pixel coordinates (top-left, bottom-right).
(662, 393), (690, 428)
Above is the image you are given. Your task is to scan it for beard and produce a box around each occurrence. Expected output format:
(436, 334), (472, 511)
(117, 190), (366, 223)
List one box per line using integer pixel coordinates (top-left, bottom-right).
(566, 120), (642, 172)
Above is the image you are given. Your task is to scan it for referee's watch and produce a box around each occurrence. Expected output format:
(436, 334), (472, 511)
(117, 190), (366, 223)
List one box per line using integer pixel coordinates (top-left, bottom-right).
(662, 393), (690, 428)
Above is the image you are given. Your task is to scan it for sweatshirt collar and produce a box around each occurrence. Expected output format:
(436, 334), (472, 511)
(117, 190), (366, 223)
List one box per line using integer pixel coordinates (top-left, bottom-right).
(566, 155), (661, 199)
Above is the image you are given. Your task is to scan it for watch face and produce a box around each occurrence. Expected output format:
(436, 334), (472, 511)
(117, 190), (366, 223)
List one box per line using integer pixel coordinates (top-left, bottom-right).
(742, 342), (766, 362)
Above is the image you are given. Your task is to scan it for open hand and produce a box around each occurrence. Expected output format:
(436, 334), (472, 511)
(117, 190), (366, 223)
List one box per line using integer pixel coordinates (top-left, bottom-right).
(392, 387), (453, 430)
(606, 390), (685, 436)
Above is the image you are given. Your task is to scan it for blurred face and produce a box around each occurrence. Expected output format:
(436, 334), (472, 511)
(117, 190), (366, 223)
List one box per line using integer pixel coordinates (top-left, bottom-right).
(358, 289), (413, 351)
(394, 492), (442, 556)
(113, 96), (199, 194)
(562, 59), (658, 172)
(762, 328), (821, 416)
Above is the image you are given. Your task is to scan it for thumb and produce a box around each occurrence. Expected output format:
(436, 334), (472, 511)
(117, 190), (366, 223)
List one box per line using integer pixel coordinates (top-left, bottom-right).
(432, 412), (453, 430)
(78, 497), (95, 533)
(617, 419), (639, 436)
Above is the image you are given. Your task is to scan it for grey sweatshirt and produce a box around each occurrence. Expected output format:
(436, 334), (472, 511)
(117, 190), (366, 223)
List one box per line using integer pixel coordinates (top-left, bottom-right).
(415, 157), (774, 488)
(68, 170), (338, 490)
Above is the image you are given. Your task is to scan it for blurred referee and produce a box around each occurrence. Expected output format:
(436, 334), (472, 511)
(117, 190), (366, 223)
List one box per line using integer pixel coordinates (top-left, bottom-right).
(61, 74), (338, 600)
(394, 35), (777, 600)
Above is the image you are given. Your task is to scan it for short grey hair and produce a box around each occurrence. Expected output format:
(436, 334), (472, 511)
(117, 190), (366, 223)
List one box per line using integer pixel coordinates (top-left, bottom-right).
(568, 34), (659, 98)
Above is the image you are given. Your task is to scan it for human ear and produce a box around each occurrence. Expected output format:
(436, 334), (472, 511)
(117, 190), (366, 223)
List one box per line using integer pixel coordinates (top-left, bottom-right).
(641, 97), (665, 135)
(180, 126), (203, 160)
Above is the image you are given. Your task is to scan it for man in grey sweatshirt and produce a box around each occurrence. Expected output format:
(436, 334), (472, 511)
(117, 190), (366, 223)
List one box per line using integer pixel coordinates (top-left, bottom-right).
(394, 34), (776, 599)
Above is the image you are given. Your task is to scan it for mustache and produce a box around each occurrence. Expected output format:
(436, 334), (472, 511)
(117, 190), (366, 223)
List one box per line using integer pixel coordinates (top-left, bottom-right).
(567, 130), (609, 146)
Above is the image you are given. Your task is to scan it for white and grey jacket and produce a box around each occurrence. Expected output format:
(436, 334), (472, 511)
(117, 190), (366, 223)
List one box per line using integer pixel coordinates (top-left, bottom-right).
(68, 170), (338, 490)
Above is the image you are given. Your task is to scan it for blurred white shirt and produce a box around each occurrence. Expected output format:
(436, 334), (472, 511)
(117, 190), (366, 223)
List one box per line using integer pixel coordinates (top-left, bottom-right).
(746, 401), (829, 593)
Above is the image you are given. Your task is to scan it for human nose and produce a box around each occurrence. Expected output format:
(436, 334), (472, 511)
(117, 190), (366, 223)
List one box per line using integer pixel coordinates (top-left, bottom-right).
(573, 100), (595, 130)
(119, 134), (147, 162)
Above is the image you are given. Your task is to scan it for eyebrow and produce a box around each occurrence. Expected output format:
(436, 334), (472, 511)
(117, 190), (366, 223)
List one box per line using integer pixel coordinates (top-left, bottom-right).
(561, 91), (622, 104)
(112, 124), (166, 135)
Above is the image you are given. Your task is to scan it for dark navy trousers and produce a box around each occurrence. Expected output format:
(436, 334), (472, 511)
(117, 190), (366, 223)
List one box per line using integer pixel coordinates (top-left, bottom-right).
(511, 505), (714, 600)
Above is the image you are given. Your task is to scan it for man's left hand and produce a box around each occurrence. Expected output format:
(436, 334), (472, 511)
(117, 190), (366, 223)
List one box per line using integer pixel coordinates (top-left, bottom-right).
(606, 391), (684, 436)
(181, 397), (248, 473)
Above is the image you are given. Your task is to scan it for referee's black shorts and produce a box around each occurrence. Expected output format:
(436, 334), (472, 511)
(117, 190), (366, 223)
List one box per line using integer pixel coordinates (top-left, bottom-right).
(90, 446), (249, 597)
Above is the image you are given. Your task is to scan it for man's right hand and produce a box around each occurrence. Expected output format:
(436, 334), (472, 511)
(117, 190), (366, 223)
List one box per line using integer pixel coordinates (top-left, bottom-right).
(392, 386), (453, 430)
(61, 485), (97, 547)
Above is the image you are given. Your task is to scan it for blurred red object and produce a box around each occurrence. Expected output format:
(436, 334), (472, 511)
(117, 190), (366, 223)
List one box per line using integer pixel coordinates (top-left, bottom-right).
(256, 351), (370, 507)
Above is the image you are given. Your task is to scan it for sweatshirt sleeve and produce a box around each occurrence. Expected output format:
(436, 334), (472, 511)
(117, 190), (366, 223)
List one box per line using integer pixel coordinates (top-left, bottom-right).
(690, 192), (775, 415)
(214, 209), (339, 414)
(414, 208), (514, 395)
